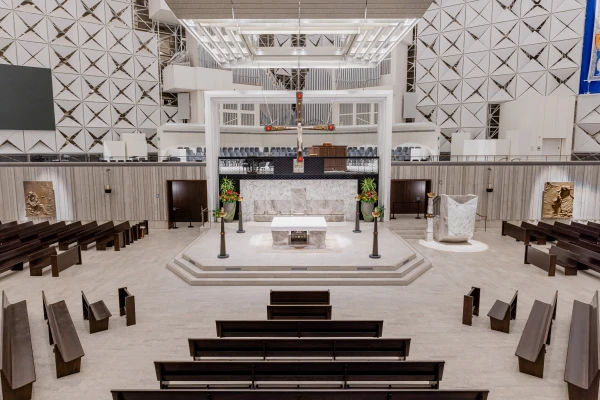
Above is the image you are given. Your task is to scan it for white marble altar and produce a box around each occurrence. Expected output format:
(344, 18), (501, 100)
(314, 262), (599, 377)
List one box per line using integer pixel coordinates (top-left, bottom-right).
(270, 216), (328, 249)
(433, 194), (478, 242)
(240, 180), (357, 222)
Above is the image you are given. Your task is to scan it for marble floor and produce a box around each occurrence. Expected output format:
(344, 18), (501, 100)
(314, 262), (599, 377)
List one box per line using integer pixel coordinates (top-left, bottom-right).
(1, 222), (599, 400)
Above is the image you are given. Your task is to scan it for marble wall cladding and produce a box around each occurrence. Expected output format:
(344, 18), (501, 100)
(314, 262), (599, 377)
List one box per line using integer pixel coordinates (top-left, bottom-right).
(240, 180), (357, 221)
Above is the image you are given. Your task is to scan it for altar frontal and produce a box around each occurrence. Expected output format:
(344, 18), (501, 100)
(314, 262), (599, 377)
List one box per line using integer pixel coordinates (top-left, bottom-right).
(271, 217), (328, 249)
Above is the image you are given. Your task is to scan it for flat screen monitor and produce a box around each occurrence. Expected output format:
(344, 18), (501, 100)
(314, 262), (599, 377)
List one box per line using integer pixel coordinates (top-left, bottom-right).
(0, 64), (56, 131)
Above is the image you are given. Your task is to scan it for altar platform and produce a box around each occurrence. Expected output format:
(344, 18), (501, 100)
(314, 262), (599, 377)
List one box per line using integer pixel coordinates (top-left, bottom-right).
(167, 222), (432, 286)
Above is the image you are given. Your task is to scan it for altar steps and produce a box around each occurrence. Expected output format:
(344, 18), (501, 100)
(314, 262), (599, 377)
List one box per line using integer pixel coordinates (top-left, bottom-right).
(166, 256), (432, 286)
(389, 218), (427, 240)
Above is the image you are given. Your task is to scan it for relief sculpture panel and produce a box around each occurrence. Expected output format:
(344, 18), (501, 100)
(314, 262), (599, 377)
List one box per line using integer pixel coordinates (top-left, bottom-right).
(542, 182), (574, 219)
(23, 181), (56, 217)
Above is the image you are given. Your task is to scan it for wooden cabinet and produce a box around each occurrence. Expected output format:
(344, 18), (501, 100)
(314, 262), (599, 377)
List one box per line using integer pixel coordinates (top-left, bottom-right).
(309, 145), (347, 172)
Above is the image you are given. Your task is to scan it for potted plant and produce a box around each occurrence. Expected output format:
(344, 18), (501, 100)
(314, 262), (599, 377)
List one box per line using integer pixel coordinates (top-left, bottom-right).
(376, 205), (385, 222)
(219, 177), (239, 222)
(360, 178), (378, 222)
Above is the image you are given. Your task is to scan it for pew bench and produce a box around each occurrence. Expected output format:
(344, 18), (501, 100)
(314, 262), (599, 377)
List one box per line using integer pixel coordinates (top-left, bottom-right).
(216, 320), (383, 338)
(188, 338), (411, 360)
(267, 304), (332, 320)
(537, 222), (579, 243)
(270, 290), (330, 305)
(549, 245), (579, 276)
(515, 291), (557, 378)
(557, 242), (600, 274)
(42, 291), (85, 378)
(521, 222), (552, 243)
(110, 389), (490, 400)
(119, 287), (136, 326)
(78, 222), (115, 250)
(1, 291), (36, 400)
(501, 221), (533, 245)
(153, 360), (446, 390)
(556, 222), (600, 243)
(28, 247), (57, 276)
(0, 240), (45, 277)
(487, 291), (518, 333)
(564, 291), (600, 400)
(82, 291), (112, 333)
(57, 222), (98, 250)
(524, 245), (556, 276)
(462, 287), (480, 326)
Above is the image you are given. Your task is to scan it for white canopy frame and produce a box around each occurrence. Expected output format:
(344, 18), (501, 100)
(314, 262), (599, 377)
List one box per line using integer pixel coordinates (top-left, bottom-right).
(204, 90), (393, 221)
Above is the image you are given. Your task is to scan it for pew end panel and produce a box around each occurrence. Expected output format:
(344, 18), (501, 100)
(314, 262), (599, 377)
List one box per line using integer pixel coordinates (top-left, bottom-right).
(462, 287), (480, 326)
(549, 246), (579, 276)
(269, 290), (331, 305)
(118, 287), (136, 326)
(51, 246), (82, 277)
(81, 291), (112, 334)
(487, 291), (517, 334)
(524, 246), (557, 276)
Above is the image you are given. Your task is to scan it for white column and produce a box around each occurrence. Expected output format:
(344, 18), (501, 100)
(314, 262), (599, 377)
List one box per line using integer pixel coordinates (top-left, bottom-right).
(426, 194), (435, 241)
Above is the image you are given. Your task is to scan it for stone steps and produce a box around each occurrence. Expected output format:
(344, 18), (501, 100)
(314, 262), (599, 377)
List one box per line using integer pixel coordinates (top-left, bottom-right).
(166, 258), (432, 286)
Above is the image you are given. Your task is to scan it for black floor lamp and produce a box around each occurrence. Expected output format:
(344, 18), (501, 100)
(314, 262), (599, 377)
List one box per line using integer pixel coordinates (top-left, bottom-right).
(369, 209), (381, 259)
(353, 194), (361, 233)
(218, 207), (229, 259)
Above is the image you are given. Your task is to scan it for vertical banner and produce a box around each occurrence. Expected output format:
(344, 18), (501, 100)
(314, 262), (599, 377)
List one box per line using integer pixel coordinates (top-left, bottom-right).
(589, 4), (600, 81)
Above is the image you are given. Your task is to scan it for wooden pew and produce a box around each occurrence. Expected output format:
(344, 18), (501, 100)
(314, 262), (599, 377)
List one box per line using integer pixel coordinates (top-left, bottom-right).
(501, 221), (531, 245)
(462, 287), (480, 326)
(270, 290), (330, 305)
(524, 245), (556, 276)
(81, 291), (112, 333)
(487, 291), (518, 333)
(42, 291), (85, 378)
(119, 287), (136, 326)
(0, 240), (26, 254)
(140, 219), (149, 236)
(0, 221), (37, 244)
(188, 338), (412, 360)
(572, 221), (600, 235)
(0, 221), (18, 231)
(78, 222), (115, 250)
(555, 222), (600, 242)
(216, 320), (383, 338)
(110, 389), (491, 400)
(557, 241), (600, 274)
(52, 246), (82, 277)
(35, 221), (81, 245)
(56, 221), (98, 249)
(97, 222), (130, 251)
(515, 291), (558, 378)
(153, 360), (446, 390)
(18, 221), (65, 243)
(549, 246), (579, 276)
(537, 221), (579, 243)
(574, 239), (600, 254)
(28, 247), (57, 276)
(1, 291), (36, 400)
(267, 305), (332, 320)
(521, 221), (552, 243)
(0, 240), (45, 276)
(564, 291), (599, 400)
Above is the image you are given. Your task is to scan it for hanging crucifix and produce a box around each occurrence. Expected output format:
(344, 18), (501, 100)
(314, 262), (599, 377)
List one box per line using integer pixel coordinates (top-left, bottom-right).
(264, 91), (335, 171)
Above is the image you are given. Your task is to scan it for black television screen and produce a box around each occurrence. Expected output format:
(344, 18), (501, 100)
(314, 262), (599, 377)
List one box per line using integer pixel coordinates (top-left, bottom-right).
(0, 64), (56, 130)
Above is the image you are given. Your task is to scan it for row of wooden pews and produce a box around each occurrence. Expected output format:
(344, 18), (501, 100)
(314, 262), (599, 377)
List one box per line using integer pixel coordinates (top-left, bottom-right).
(112, 290), (490, 400)
(462, 284), (600, 394)
(0, 219), (149, 278)
(502, 220), (600, 276)
(0, 287), (137, 400)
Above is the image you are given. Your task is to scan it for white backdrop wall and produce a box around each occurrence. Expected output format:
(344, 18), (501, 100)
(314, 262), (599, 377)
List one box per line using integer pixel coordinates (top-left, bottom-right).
(0, 0), (178, 154)
(414, 0), (586, 151)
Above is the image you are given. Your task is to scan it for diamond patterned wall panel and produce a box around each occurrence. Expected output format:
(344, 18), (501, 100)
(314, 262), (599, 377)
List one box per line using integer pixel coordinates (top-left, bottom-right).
(416, 0), (585, 145)
(0, 0), (162, 155)
(136, 105), (159, 128)
(0, 9), (15, 39)
(84, 127), (110, 151)
(16, 40), (49, 67)
(24, 130), (57, 152)
(0, 130), (25, 152)
(111, 103), (136, 128)
(56, 126), (85, 152)
(53, 72), (82, 100)
(574, 95), (600, 152)
(0, 38), (17, 64)
(138, 128), (158, 151)
(46, 0), (78, 19)
(161, 106), (178, 124)
(13, 0), (46, 14)
(134, 55), (158, 81)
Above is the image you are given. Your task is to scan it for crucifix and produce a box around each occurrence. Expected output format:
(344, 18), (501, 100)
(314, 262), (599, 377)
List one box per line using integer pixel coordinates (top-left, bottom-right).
(264, 91), (335, 164)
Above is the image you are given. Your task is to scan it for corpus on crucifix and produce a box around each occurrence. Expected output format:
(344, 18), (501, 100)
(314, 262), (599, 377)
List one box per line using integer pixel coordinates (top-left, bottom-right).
(264, 91), (336, 163)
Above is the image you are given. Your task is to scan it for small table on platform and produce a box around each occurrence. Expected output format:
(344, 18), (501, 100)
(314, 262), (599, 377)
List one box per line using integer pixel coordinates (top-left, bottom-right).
(270, 217), (328, 249)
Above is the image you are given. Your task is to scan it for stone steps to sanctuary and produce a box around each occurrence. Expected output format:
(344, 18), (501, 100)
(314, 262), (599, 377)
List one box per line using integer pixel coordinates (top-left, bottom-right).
(166, 257), (432, 286)
(388, 218), (427, 239)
